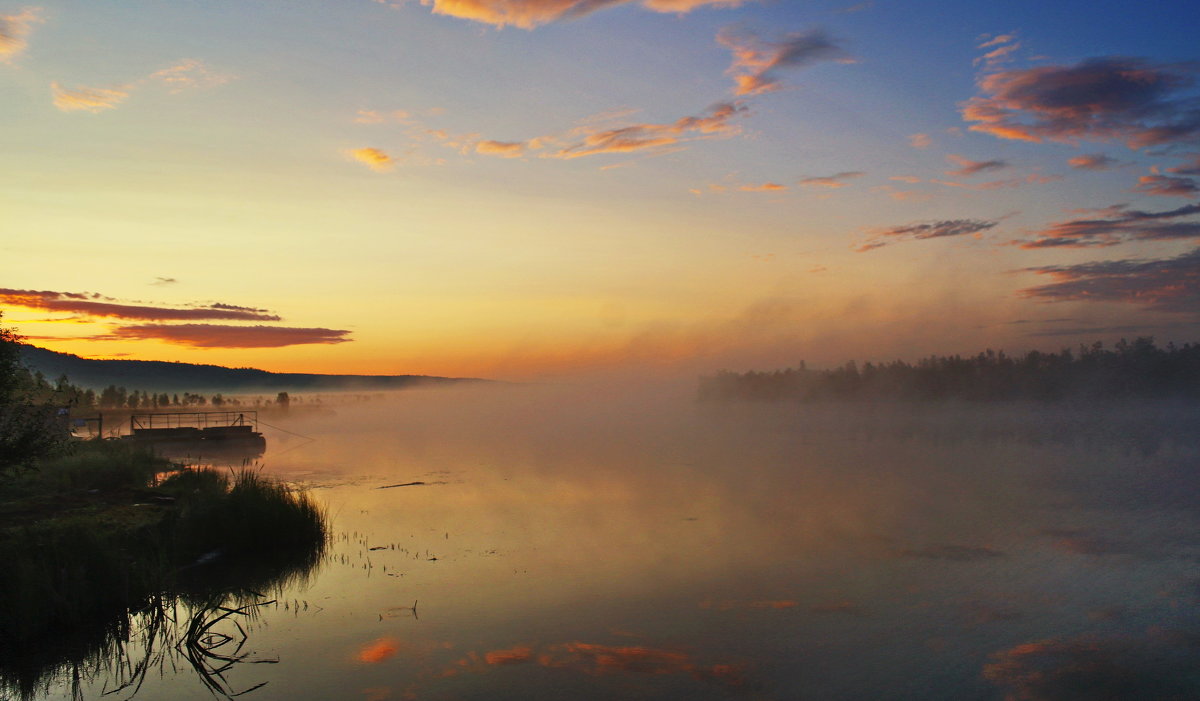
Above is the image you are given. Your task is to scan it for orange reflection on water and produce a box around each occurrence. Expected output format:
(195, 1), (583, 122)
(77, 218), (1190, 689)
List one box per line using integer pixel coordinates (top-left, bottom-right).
(438, 641), (746, 688)
(485, 646), (534, 665)
(557, 642), (691, 675)
(358, 637), (401, 663)
(700, 599), (799, 611)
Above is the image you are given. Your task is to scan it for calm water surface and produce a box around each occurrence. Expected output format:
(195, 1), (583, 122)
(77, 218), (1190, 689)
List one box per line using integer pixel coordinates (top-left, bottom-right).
(31, 385), (1200, 699)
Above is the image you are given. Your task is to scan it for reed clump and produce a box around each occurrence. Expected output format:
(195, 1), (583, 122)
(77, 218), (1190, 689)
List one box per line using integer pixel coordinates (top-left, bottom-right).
(0, 443), (328, 694)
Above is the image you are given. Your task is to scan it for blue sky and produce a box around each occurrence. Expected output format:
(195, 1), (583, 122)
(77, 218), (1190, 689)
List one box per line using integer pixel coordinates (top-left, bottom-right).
(2, 0), (1199, 378)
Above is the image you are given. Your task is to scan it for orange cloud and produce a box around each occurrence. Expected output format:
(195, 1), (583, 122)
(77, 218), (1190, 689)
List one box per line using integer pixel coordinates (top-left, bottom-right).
(945, 153), (1008, 176)
(550, 101), (745, 159)
(931, 172), (1059, 191)
(1067, 153), (1119, 171)
(358, 637), (401, 664)
(147, 58), (233, 93)
(799, 171), (864, 188)
(107, 323), (352, 348)
(51, 82), (130, 113)
(962, 57), (1200, 149)
(907, 133), (932, 148)
(738, 182), (787, 192)
(984, 633), (1200, 700)
(973, 34), (1020, 71)
(50, 57), (231, 113)
(475, 140), (526, 158)
(348, 147), (396, 171)
(1133, 173), (1199, 197)
(389, 101), (744, 164)
(718, 27), (851, 96)
(0, 288), (281, 322)
(0, 7), (42, 62)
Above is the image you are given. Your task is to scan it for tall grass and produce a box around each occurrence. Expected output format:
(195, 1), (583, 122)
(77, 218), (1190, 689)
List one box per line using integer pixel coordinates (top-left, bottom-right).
(165, 468), (327, 558)
(0, 453), (328, 699)
(0, 440), (168, 500)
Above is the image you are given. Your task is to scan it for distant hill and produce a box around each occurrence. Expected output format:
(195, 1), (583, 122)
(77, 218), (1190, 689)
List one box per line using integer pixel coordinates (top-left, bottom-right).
(17, 345), (482, 394)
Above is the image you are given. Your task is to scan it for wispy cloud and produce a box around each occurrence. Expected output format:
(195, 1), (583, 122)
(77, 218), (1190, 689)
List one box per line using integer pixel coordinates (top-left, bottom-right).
(346, 147), (396, 172)
(900, 544), (1005, 561)
(798, 171), (864, 188)
(985, 632), (1200, 700)
(1019, 248), (1200, 314)
(411, 0), (749, 30)
(51, 58), (233, 113)
(453, 102), (745, 162)
(908, 133), (932, 149)
(147, 59), (233, 93)
(475, 140), (527, 158)
(931, 172), (1059, 191)
(973, 33), (1020, 71)
(1167, 154), (1200, 176)
(718, 26), (851, 96)
(945, 154), (1008, 176)
(856, 218), (999, 252)
(553, 101), (745, 158)
(740, 182), (786, 191)
(872, 184), (932, 202)
(1068, 153), (1119, 171)
(962, 56), (1200, 149)
(0, 288), (281, 322)
(0, 7), (42, 62)
(51, 82), (130, 113)
(641, 0), (747, 11)
(106, 323), (352, 348)
(1133, 172), (1200, 197)
(1016, 202), (1200, 248)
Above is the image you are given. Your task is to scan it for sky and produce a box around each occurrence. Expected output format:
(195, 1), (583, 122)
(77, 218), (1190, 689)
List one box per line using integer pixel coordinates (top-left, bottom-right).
(2, 0), (1199, 380)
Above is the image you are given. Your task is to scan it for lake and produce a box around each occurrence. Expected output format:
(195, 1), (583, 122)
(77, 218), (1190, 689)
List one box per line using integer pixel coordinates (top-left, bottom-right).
(18, 383), (1200, 700)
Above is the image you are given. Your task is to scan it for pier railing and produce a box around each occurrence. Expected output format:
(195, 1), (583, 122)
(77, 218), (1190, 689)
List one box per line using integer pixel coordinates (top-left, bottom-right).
(129, 411), (258, 433)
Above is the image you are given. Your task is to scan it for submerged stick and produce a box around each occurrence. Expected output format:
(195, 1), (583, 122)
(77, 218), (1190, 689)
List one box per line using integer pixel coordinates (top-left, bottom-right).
(376, 481), (426, 489)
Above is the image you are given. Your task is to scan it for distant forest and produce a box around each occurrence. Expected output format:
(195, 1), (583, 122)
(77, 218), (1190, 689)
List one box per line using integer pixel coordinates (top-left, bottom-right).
(699, 338), (1200, 402)
(15, 344), (477, 395)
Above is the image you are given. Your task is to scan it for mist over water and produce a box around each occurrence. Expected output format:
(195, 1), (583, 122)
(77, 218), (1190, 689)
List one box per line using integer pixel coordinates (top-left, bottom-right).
(32, 383), (1200, 699)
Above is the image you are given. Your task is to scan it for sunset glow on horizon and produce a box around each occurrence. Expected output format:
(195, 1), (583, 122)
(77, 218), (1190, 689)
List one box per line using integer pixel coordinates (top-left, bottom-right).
(3, 1), (1198, 380)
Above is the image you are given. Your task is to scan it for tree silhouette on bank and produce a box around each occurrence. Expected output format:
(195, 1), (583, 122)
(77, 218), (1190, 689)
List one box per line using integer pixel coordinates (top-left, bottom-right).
(699, 338), (1200, 402)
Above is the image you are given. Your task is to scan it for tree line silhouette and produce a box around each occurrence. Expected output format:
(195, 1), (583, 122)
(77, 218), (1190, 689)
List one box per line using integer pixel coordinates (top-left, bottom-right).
(699, 338), (1200, 402)
(12, 368), (279, 410)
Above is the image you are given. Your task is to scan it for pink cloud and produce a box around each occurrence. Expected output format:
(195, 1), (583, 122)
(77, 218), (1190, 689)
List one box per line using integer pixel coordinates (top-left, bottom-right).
(415, 0), (748, 29)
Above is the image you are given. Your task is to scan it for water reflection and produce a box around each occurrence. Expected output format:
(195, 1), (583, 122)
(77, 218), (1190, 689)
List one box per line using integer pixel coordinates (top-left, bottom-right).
(11, 384), (1200, 699)
(0, 530), (325, 700)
